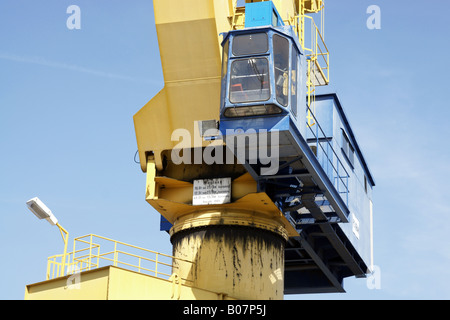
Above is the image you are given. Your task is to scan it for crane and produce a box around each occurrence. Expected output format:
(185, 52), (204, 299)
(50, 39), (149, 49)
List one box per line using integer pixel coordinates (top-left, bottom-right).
(25, 0), (375, 301)
(134, 0), (375, 298)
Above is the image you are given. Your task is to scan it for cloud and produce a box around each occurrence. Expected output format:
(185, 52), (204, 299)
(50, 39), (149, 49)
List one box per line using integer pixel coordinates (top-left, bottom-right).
(0, 52), (157, 84)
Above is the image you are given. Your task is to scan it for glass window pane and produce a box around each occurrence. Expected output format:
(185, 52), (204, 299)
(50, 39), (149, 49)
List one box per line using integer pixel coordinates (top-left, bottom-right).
(232, 33), (269, 56)
(291, 46), (298, 117)
(221, 40), (229, 110)
(272, 10), (278, 27)
(222, 40), (229, 79)
(229, 58), (270, 103)
(273, 34), (289, 107)
(224, 104), (282, 118)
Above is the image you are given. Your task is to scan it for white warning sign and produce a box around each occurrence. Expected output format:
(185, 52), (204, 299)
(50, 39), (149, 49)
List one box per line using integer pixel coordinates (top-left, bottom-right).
(193, 178), (231, 205)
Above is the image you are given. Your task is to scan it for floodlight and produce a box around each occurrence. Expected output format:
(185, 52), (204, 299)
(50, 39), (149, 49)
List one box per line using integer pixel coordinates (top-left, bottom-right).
(26, 197), (58, 226)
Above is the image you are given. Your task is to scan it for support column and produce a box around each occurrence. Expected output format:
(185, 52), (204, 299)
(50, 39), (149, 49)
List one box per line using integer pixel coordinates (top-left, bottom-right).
(170, 210), (287, 300)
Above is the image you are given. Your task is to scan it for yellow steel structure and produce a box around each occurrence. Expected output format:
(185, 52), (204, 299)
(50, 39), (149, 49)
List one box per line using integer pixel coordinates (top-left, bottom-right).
(134, 0), (329, 171)
(134, 0), (232, 171)
(55, 223), (69, 279)
(132, 0), (330, 300)
(25, 0), (331, 301)
(171, 226), (286, 299)
(26, 234), (237, 300)
(44, 234), (195, 283)
(26, 266), (236, 300)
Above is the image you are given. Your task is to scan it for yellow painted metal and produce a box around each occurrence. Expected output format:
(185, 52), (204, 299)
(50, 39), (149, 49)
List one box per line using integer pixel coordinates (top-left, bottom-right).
(302, 0), (323, 13)
(55, 223), (69, 279)
(293, 2), (329, 88)
(25, 266), (236, 300)
(171, 209), (290, 241)
(272, 0), (297, 20)
(131, 0), (332, 300)
(145, 155), (298, 238)
(134, 0), (330, 168)
(171, 226), (285, 300)
(229, 2), (245, 29)
(134, 0), (233, 172)
(144, 152), (293, 299)
(26, 0), (335, 300)
(306, 58), (317, 127)
(26, 267), (110, 300)
(45, 234), (196, 286)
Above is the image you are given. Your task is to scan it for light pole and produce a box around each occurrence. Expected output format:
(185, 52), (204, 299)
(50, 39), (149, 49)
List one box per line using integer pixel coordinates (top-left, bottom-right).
(26, 197), (69, 278)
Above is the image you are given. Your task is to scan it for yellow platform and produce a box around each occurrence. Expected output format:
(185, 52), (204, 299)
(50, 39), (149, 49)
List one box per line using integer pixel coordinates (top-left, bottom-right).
(25, 266), (236, 300)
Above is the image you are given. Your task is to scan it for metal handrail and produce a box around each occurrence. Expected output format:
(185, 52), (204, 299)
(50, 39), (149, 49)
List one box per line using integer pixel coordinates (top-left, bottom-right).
(300, 15), (329, 85)
(46, 234), (195, 284)
(306, 103), (350, 205)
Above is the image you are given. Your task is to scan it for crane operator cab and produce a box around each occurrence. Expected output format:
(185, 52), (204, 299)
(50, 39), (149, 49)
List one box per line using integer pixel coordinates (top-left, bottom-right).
(219, 2), (307, 136)
(215, 2), (376, 294)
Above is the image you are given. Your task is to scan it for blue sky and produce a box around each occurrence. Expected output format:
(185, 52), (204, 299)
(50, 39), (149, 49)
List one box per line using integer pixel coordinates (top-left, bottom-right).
(1, 0), (449, 300)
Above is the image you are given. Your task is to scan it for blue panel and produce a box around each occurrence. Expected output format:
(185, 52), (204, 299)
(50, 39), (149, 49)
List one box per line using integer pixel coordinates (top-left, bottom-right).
(220, 114), (290, 135)
(218, 20), (375, 294)
(312, 94), (375, 268)
(245, 1), (284, 28)
(160, 215), (172, 232)
(306, 99), (333, 139)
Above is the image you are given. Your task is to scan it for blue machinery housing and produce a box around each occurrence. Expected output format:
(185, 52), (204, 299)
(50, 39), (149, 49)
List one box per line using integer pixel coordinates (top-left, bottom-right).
(219, 2), (375, 294)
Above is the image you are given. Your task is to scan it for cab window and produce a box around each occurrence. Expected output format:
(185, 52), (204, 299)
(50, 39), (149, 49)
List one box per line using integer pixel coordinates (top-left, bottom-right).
(232, 33), (269, 56)
(229, 58), (270, 103)
(273, 34), (289, 107)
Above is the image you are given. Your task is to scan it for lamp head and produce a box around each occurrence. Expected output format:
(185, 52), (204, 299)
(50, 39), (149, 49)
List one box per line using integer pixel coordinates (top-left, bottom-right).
(26, 197), (58, 226)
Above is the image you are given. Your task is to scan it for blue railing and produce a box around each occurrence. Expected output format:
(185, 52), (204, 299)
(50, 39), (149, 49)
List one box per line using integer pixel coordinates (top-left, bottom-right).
(306, 104), (349, 206)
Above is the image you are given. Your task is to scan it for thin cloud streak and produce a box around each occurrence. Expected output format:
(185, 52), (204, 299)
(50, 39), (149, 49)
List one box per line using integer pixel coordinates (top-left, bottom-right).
(0, 52), (159, 85)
